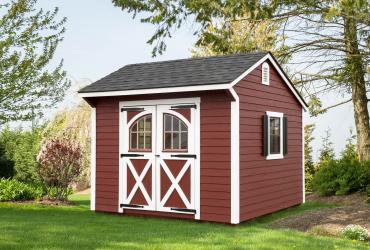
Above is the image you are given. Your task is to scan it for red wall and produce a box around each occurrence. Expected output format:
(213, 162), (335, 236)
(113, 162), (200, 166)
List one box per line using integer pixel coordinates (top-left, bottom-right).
(235, 61), (303, 222)
(88, 90), (232, 223)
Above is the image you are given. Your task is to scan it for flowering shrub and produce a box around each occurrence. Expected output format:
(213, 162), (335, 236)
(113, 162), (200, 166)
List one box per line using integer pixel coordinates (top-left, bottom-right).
(342, 224), (369, 241)
(38, 138), (83, 201)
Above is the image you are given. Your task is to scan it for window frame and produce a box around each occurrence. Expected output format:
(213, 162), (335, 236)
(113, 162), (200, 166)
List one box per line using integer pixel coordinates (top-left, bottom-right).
(129, 114), (152, 152)
(262, 62), (270, 85)
(162, 113), (188, 152)
(266, 111), (284, 160)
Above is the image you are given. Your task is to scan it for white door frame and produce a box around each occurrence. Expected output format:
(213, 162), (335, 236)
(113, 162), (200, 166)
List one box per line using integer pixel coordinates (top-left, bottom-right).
(118, 98), (201, 220)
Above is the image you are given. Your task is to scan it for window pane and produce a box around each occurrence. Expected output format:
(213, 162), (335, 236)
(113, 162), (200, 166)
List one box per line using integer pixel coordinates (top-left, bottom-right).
(180, 122), (187, 132)
(164, 132), (171, 149)
(173, 117), (179, 131)
(138, 133), (145, 148)
(132, 123), (138, 132)
(269, 117), (280, 154)
(131, 132), (137, 149)
(164, 115), (172, 131)
(181, 132), (188, 149)
(145, 116), (152, 131)
(173, 132), (179, 149)
(145, 133), (151, 149)
(138, 119), (145, 131)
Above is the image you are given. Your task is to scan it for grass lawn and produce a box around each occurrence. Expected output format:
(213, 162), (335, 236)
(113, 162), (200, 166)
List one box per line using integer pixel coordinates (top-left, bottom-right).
(0, 195), (368, 250)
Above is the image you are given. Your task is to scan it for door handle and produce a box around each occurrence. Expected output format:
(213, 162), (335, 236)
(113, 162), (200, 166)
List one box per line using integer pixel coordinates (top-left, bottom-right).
(121, 154), (144, 158)
(155, 155), (160, 157)
(171, 154), (197, 159)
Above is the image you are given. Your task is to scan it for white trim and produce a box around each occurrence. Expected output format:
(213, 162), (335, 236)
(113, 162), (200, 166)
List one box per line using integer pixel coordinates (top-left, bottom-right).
(118, 97), (201, 217)
(78, 54), (307, 110)
(261, 62), (270, 85)
(302, 108), (305, 203)
(265, 111), (284, 160)
(78, 84), (230, 98)
(229, 88), (240, 224)
(90, 107), (96, 211)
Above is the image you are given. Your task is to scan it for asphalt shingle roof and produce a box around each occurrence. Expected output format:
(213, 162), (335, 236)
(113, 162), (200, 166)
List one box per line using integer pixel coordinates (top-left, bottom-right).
(78, 52), (268, 93)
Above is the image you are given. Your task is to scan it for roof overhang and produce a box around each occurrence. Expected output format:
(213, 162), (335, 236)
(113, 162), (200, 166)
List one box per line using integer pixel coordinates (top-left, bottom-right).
(78, 53), (308, 110)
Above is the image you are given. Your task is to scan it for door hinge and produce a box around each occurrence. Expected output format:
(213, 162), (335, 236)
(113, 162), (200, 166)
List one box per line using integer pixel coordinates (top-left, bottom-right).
(171, 207), (196, 214)
(121, 107), (145, 112)
(171, 104), (197, 110)
(121, 154), (144, 158)
(120, 204), (144, 208)
(171, 154), (197, 159)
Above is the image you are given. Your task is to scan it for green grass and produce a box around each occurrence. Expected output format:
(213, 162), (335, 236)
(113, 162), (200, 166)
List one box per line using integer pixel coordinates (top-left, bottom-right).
(0, 195), (368, 250)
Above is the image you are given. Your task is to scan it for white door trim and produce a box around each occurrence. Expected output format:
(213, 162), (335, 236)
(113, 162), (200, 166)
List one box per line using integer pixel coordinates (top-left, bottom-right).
(118, 97), (201, 219)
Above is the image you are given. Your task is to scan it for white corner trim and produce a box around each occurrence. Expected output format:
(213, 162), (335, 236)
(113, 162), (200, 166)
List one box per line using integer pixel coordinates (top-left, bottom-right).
(229, 88), (240, 224)
(78, 84), (230, 98)
(90, 107), (96, 211)
(302, 108), (305, 203)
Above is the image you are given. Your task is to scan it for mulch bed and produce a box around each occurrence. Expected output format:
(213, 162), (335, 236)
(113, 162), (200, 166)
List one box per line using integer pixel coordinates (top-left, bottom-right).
(269, 193), (370, 237)
(6, 199), (74, 206)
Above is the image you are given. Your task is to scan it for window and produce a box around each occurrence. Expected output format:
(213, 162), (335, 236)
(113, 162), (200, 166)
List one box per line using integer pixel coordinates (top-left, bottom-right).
(163, 114), (188, 151)
(265, 111), (285, 160)
(130, 115), (152, 151)
(262, 62), (270, 85)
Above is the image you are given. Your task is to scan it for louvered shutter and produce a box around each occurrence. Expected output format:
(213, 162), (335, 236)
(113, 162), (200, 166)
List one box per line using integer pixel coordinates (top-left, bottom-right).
(283, 117), (288, 155)
(263, 115), (269, 156)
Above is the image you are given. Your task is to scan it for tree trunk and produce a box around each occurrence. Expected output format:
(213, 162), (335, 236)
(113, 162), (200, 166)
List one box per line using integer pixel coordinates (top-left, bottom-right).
(344, 16), (370, 161)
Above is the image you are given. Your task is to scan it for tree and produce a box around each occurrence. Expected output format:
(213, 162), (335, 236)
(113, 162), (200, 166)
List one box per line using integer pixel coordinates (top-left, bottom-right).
(37, 137), (83, 200)
(319, 128), (335, 164)
(304, 124), (315, 191)
(112, 0), (370, 161)
(191, 17), (288, 61)
(42, 102), (91, 190)
(0, 0), (70, 124)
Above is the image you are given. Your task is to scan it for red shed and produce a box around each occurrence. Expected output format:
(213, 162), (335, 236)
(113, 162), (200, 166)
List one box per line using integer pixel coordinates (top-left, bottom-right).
(78, 52), (307, 224)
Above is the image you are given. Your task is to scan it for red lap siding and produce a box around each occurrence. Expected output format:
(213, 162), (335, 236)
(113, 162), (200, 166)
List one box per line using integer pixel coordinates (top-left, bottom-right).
(235, 61), (303, 222)
(90, 90), (232, 223)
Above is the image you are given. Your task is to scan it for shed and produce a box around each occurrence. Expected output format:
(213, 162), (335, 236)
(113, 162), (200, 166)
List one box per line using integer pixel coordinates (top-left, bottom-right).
(78, 52), (307, 224)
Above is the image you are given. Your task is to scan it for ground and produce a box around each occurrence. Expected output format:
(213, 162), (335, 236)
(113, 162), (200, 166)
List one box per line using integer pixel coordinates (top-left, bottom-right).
(0, 194), (369, 250)
(271, 193), (370, 237)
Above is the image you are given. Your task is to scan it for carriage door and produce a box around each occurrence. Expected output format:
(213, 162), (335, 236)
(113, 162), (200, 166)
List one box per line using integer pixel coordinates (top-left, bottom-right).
(120, 106), (156, 211)
(156, 104), (197, 214)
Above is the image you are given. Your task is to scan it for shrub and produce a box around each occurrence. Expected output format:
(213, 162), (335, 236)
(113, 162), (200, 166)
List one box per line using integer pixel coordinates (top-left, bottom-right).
(0, 126), (43, 183)
(342, 224), (369, 241)
(0, 178), (44, 201)
(38, 138), (83, 201)
(313, 158), (370, 196)
(0, 144), (14, 178)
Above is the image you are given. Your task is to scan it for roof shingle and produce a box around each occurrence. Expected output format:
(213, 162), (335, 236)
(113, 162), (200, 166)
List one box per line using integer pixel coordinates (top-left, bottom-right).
(78, 52), (268, 93)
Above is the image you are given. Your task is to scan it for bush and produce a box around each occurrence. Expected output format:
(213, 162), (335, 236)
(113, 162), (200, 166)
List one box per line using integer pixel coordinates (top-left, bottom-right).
(342, 224), (369, 241)
(0, 178), (44, 201)
(38, 138), (83, 201)
(0, 126), (43, 183)
(0, 144), (14, 178)
(313, 158), (370, 196)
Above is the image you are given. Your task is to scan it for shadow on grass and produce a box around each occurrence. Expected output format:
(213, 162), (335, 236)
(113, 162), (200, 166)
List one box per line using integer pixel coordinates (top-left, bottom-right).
(0, 199), (367, 250)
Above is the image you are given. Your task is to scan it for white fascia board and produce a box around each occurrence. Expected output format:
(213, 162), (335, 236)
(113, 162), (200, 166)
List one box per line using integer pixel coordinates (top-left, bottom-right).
(229, 54), (308, 111)
(229, 87), (240, 224)
(78, 84), (230, 98)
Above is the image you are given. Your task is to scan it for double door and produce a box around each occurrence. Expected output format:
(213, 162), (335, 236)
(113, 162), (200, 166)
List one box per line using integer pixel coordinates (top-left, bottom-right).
(120, 103), (197, 214)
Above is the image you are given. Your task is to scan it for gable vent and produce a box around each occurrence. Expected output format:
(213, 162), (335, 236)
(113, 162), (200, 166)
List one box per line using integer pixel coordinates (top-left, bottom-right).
(262, 62), (270, 85)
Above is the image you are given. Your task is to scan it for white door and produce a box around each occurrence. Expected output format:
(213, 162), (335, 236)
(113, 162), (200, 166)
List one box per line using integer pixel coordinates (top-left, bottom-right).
(156, 104), (197, 213)
(120, 102), (198, 214)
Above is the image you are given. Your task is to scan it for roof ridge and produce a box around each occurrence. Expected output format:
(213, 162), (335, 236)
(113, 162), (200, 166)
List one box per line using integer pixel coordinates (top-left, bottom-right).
(125, 51), (269, 67)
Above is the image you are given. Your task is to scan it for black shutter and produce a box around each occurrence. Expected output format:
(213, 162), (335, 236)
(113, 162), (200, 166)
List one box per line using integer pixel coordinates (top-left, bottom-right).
(283, 117), (288, 155)
(263, 115), (269, 156)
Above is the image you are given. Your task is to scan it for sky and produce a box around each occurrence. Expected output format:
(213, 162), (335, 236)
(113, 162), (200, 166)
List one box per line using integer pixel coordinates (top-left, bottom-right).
(36, 0), (355, 161)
